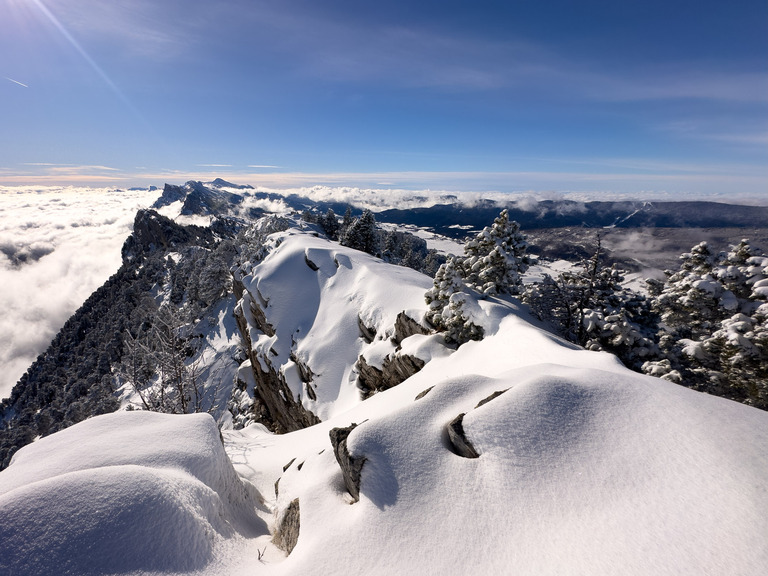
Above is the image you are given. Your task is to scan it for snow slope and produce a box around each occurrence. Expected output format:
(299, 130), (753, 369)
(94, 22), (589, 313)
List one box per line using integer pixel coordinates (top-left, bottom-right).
(0, 411), (266, 575)
(236, 228), (436, 420)
(243, 317), (768, 575)
(1, 230), (767, 575)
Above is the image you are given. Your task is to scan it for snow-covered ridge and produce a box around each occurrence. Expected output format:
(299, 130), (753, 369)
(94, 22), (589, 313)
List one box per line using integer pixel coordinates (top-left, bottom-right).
(2, 226), (767, 575)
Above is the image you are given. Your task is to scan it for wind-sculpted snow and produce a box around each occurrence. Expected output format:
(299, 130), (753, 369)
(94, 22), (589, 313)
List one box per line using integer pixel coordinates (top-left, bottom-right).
(0, 411), (266, 576)
(230, 313), (768, 576)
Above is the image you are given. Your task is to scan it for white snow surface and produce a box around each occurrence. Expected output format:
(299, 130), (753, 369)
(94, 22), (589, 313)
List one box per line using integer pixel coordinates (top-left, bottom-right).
(2, 231), (768, 575)
(0, 411), (267, 576)
(239, 229), (435, 419)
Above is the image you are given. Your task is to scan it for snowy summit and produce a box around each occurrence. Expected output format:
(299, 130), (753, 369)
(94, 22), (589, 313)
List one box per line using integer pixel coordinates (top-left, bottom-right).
(1, 214), (767, 576)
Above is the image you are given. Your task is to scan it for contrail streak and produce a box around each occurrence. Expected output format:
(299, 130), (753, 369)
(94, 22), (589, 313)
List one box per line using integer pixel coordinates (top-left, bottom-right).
(5, 77), (29, 88)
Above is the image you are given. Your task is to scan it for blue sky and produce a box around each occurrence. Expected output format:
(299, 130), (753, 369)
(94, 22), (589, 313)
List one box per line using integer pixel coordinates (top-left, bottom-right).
(1, 0), (766, 199)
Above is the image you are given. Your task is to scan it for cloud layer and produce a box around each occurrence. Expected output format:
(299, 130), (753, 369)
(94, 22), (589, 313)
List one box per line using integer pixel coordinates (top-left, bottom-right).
(0, 187), (159, 399)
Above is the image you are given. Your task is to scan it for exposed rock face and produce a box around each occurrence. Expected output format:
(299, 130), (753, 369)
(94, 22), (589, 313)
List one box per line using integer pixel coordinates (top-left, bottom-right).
(248, 290), (275, 337)
(358, 316), (377, 343)
(356, 354), (426, 399)
(152, 181), (244, 216)
(290, 352), (317, 401)
(392, 311), (430, 347)
(447, 413), (480, 459)
(233, 304), (320, 433)
(329, 424), (365, 502)
(122, 209), (215, 259)
(273, 498), (301, 553)
(304, 252), (319, 271)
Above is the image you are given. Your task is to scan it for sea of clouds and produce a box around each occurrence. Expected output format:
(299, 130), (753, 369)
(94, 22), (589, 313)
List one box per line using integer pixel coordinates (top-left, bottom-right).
(0, 186), (160, 400)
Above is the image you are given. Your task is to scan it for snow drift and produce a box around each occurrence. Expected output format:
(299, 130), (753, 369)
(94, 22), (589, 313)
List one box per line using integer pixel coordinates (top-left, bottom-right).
(0, 411), (266, 576)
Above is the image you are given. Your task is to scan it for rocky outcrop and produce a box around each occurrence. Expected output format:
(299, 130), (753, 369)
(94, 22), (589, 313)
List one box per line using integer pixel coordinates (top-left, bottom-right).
(233, 303), (320, 434)
(152, 181), (245, 216)
(356, 354), (425, 399)
(329, 424), (366, 502)
(290, 352), (317, 401)
(447, 413), (479, 459)
(392, 311), (430, 347)
(273, 498), (301, 553)
(358, 316), (377, 343)
(476, 389), (509, 409)
(248, 289), (275, 337)
(121, 209), (215, 259)
(304, 252), (319, 271)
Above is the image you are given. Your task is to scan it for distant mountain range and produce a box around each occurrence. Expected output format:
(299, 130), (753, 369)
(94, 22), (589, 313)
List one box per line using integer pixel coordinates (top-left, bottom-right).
(154, 181), (768, 239)
(375, 200), (768, 237)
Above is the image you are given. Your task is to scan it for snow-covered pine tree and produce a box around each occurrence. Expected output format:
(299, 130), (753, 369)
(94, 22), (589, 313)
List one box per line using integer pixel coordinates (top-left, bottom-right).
(525, 237), (658, 369)
(321, 208), (340, 240)
(425, 256), (483, 345)
(645, 240), (768, 408)
(341, 209), (379, 255)
(462, 209), (529, 295)
(340, 206), (354, 237)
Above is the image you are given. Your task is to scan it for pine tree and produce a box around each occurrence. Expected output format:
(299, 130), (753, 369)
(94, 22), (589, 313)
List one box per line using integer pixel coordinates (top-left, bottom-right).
(646, 240), (768, 407)
(425, 256), (483, 345)
(462, 209), (529, 295)
(525, 237), (658, 369)
(341, 209), (379, 255)
(341, 206), (354, 236)
(321, 208), (340, 240)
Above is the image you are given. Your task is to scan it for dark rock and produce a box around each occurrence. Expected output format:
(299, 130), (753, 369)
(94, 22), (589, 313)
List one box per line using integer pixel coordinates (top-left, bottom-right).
(355, 356), (383, 399)
(329, 424), (366, 502)
(233, 303), (320, 434)
(356, 354), (425, 399)
(273, 498), (300, 553)
(382, 354), (425, 387)
(447, 413), (480, 458)
(249, 289), (275, 337)
(392, 311), (430, 347)
(290, 352), (314, 384)
(475, 389), (509, 409)
(232, 273), (245, 301)
(283, 458), (296, 472)
(152, 183), (187, 208)
(415, 386), (434, 401)
(304, 252), (319, 271)
(358, 316), (377, 343)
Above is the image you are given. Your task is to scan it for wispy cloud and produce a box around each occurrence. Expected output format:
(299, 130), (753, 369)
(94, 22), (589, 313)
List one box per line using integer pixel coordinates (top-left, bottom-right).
(257, 14), (768, 104)
(4, 77), (28, 88)
(43, 0), (192, 61)
(196, 164), (233, 168)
